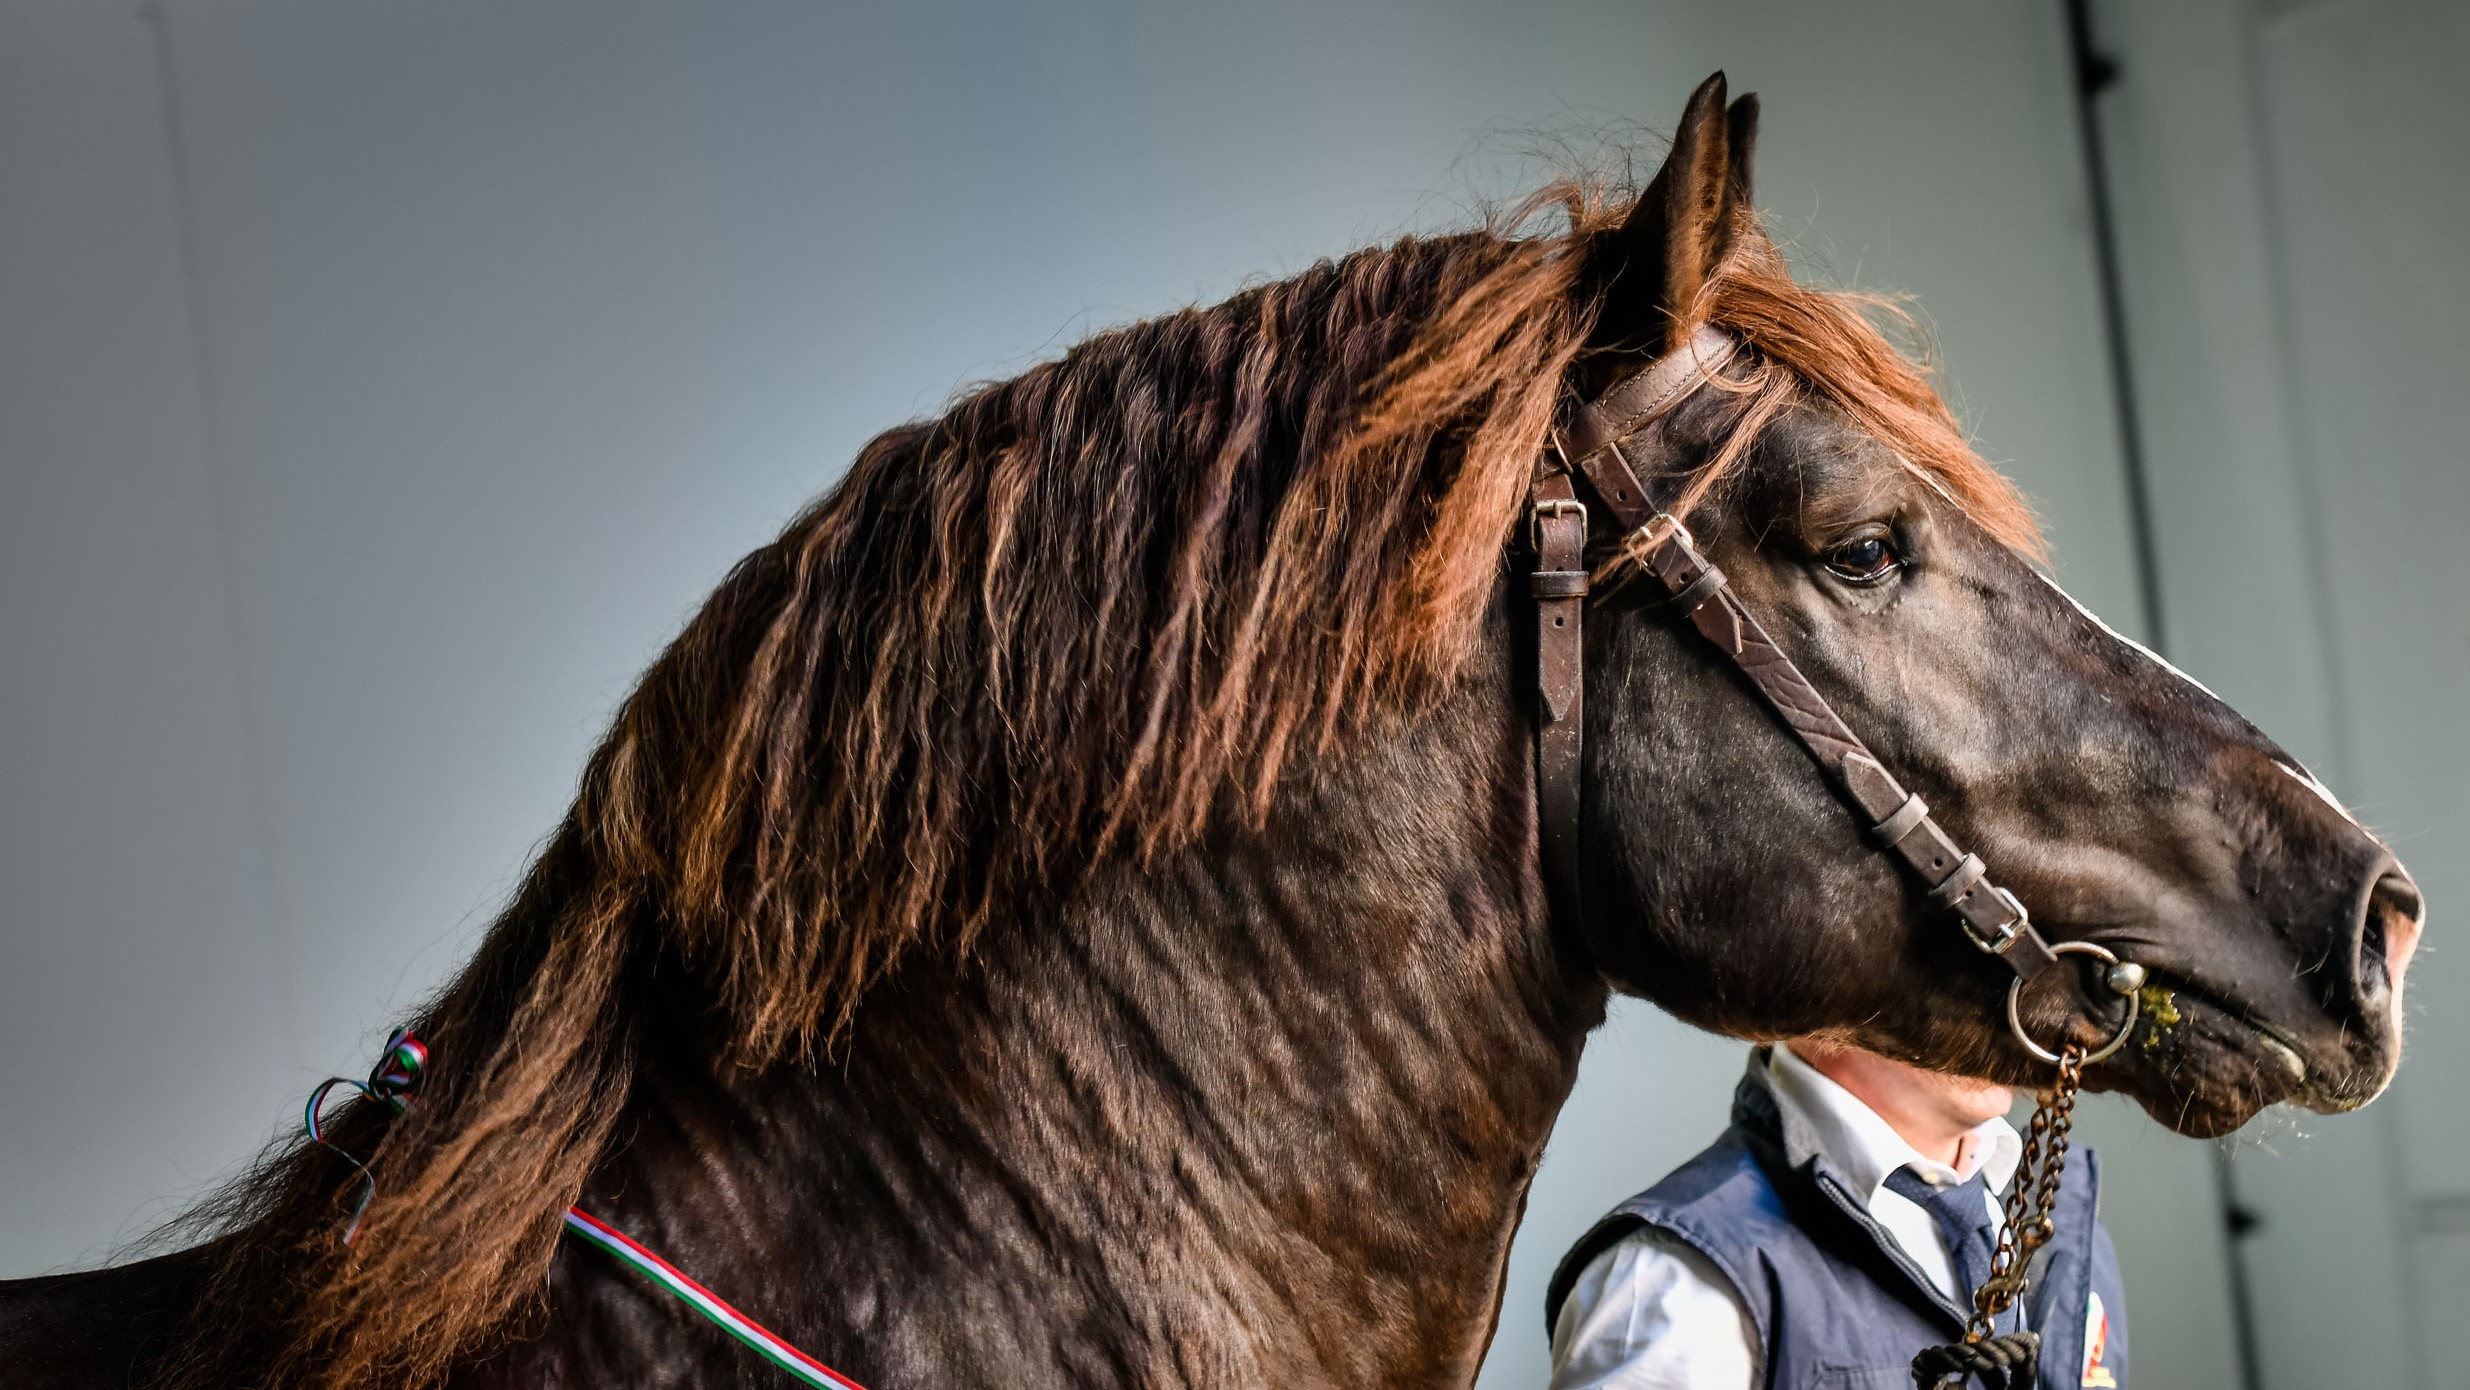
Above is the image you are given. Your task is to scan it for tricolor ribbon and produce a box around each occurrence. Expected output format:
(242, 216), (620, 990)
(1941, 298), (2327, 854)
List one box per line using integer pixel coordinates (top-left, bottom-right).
(304, 1032), (865, 1387)
(561, 1207), (869, 1390)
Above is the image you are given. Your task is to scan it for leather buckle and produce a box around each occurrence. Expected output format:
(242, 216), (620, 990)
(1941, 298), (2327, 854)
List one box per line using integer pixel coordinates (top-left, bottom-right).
(1530, 498), (1587, 552)
(1626, 513), (1700, 567)
(1961, 887), (2032, 956)
(1634, 512), (1692, 549)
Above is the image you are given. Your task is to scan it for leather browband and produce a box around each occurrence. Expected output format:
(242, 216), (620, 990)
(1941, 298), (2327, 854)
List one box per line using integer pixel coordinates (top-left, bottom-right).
(1528, 324), (2058, 982)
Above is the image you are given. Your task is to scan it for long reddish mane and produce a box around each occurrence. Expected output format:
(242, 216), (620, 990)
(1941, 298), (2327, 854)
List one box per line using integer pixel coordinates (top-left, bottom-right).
(157, 181), (2036, 1390)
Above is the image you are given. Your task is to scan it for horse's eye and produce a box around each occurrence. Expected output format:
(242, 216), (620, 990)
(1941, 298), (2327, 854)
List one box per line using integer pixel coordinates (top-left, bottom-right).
(1822, 535), (1904, 584)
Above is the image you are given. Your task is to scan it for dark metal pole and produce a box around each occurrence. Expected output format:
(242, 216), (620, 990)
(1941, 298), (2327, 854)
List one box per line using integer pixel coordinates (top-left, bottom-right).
(2059, 4), (2263, 1388)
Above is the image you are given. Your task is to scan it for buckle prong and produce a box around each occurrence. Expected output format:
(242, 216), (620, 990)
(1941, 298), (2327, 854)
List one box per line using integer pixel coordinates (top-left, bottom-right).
(1962, 887), (2031, 956)
(1630, 512), (1695, 555)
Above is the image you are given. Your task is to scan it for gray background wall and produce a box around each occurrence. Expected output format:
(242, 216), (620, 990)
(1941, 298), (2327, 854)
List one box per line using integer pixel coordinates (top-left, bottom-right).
(0, 3), (2457, 1387)
(2094, 2), (2470, 1384)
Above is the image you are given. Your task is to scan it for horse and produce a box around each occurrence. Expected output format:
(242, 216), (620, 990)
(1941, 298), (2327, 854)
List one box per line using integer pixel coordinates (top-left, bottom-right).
(3, 72), (2421, 1390)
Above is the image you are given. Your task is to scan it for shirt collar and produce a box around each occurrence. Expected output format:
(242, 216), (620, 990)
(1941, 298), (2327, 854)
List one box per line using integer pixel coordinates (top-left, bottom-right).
(1765, 1043), (2022, 1204)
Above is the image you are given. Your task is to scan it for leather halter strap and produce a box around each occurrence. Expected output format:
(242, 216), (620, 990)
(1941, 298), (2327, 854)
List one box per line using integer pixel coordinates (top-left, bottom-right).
(1528, 325), (2057, 982)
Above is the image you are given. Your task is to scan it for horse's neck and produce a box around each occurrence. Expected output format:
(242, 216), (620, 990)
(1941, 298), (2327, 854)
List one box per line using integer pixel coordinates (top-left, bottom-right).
(573, 670), (1605, 1389)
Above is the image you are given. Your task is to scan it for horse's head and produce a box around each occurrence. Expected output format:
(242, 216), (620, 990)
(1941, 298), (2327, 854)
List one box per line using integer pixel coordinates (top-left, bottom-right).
(1572, 75), (2421, 1137)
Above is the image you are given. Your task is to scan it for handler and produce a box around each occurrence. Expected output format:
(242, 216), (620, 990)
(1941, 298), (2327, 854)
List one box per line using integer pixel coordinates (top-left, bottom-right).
(1545, 1041), (2126, 1390)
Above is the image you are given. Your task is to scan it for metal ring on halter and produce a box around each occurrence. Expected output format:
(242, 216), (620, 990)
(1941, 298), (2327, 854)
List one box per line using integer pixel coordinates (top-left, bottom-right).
(2005, 940), (2145, 1065)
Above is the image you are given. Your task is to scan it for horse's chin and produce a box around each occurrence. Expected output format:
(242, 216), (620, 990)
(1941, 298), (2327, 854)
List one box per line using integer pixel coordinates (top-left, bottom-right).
(2099, 984), (2319, 1139)
(2107, 998), (2405, 1138)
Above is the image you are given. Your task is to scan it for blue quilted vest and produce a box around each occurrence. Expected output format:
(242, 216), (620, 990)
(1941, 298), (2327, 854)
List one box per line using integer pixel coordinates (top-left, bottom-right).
(1546, 1056), (2128, 1390)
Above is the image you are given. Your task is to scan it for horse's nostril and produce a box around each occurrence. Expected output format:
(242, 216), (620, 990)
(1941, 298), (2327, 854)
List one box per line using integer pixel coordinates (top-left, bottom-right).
(2363, 871), (2424, 991)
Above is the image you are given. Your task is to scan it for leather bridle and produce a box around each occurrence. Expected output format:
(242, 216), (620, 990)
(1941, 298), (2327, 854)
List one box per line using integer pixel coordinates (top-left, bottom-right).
(1525, 324), (2143, 1064)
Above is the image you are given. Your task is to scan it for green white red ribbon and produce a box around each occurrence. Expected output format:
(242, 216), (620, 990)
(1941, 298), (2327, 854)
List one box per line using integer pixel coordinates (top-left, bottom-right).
(562, 1207), (868, 1390)
(305, 1031), (860, 1387)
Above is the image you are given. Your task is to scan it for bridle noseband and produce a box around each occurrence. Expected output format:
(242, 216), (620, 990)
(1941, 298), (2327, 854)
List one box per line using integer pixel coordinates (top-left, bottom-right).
(1524, 324), (2144, 1066)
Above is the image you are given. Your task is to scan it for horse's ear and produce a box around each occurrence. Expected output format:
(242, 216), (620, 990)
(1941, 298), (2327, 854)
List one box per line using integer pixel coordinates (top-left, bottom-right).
(1724, 91), (1760, 219)
(1594, 72), (1759, 356)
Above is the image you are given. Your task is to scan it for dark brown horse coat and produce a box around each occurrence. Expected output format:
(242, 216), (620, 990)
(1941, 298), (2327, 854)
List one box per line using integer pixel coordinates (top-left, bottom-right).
(1, 74), (2421, 1390)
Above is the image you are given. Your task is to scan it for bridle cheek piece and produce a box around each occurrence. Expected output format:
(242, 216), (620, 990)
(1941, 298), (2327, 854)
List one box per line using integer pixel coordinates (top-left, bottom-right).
(1524, 324), (2145, 1066)
(1532, 326), (2153, 1381)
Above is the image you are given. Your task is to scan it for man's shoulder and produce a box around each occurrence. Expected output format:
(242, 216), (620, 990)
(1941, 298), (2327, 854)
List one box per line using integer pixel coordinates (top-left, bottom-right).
(1544, 1127), (1789, 1337)
(1620, 1126), (1786, 1226)
(1547, 1225), (1760, 1390)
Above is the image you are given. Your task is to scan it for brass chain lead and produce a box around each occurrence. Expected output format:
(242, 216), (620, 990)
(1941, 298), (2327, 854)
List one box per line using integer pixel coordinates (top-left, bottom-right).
(1964, 1045), (2085, 1343)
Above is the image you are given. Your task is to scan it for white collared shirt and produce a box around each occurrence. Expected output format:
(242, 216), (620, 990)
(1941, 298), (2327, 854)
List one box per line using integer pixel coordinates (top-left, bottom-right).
(1547, 1045), (2022, 1390)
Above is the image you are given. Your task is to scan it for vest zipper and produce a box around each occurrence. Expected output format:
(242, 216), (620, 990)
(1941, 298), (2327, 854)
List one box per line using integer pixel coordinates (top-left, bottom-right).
(1812, 1171), (2023, 1334)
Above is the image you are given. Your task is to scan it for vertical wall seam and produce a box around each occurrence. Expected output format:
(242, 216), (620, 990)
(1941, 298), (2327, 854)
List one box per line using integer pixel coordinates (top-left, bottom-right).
(2062, 0), (2169, 653)
(2062, 1), (2262, 1382)
(2231, 15), (2359, 781)
(139, 0), (306, 1065)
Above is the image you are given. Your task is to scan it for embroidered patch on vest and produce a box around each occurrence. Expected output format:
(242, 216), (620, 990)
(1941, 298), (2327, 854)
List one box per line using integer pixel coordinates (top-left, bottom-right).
(2081, 1290), (2117, 1388)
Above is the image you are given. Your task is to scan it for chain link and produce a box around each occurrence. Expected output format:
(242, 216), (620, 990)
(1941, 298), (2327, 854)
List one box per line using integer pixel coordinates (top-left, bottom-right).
(1964, 1045), (2084, 1343)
